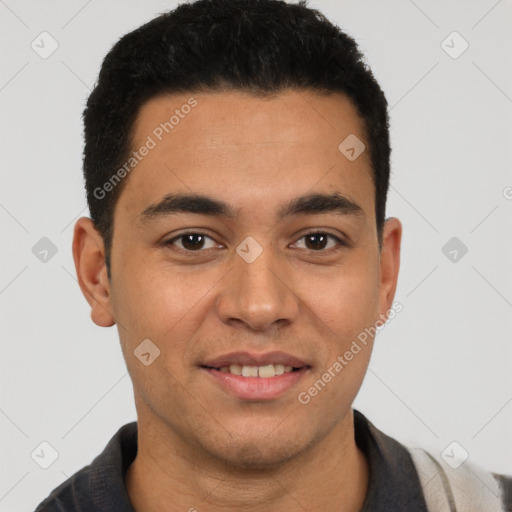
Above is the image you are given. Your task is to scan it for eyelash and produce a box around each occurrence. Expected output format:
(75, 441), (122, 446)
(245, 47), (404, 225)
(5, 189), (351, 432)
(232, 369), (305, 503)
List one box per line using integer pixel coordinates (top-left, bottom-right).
(163, 230), (346, 256)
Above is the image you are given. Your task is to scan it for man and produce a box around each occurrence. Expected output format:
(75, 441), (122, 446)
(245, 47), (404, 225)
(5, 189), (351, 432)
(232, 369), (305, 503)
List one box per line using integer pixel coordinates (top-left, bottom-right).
(35, 0), (512, 510)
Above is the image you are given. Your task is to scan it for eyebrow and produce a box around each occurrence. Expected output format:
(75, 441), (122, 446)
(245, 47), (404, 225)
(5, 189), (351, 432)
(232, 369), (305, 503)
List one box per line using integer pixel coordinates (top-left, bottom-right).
(138, 191), (364, 223)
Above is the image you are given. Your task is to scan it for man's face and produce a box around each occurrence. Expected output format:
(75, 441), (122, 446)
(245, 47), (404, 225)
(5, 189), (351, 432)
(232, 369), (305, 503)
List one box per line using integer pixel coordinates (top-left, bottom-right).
(86, 90), (400, 467)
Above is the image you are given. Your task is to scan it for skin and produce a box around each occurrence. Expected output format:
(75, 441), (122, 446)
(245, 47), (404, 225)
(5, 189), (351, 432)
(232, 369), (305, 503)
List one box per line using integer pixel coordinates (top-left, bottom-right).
(73, 89), (401, 511)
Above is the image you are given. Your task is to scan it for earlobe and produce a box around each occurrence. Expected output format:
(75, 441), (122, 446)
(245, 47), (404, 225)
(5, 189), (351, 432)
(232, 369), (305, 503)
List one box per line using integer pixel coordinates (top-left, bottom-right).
(378, 217), (402, 318)
(72, 217), (115, 327)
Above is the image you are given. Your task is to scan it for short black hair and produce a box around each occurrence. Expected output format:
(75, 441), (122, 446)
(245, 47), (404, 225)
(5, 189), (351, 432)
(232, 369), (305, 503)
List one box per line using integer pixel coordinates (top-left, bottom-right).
(83, 0), (390, 276)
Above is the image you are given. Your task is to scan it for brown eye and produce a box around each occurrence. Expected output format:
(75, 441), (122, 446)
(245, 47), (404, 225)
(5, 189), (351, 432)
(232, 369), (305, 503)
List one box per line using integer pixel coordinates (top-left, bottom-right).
(165, 232), (217, 252)
(294, 232), (344, 252)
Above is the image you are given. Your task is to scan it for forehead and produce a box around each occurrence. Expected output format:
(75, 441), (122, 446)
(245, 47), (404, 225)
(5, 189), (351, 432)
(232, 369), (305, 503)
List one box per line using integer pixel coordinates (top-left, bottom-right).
(134, 88), (365, 142)
(118, 89), (375, 223)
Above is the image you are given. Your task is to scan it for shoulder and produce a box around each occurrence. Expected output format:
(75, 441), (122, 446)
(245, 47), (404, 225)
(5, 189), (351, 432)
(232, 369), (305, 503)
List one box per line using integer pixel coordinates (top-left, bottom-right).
(34, 464), (94, 511)
(407, 446), (512, 511)
(34, 422), (138, 512)
(354, 410), (512, 511)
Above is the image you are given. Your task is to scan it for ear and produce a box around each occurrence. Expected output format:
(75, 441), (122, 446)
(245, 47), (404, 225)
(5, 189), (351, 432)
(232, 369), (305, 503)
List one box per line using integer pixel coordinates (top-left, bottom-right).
(72, 217), (115, 327)
(378, 217), (402, 318)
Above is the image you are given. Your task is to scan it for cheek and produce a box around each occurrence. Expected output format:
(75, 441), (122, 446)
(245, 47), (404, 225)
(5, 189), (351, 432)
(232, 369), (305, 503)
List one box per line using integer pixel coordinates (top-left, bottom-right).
(110, 265), (207, 407)
(312, 258), (380, 340)
(298, 266), (379, 419)
(110, 258), (221, 358)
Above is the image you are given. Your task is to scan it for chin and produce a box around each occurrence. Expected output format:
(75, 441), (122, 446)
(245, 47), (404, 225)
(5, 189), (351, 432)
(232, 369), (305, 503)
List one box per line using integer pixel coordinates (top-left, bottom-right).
(202, 430), (313, 470)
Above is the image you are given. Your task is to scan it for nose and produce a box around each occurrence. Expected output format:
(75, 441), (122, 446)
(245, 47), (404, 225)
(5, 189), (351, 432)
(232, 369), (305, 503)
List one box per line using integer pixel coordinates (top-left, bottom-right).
(215, 239), (300, 333)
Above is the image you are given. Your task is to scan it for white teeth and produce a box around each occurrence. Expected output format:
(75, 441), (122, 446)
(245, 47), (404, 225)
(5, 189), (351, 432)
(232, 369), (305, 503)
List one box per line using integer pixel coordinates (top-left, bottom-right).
(229, 364), (243, 375)
(258, 364), (275, 378)
(274, 364), (285, 375)
(222, 363), (296, 378)
(242, 366), (258, 377)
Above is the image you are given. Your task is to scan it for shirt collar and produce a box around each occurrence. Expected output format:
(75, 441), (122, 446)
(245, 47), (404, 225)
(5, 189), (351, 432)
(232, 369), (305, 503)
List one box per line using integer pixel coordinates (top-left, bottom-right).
(40, 409), (427, 511)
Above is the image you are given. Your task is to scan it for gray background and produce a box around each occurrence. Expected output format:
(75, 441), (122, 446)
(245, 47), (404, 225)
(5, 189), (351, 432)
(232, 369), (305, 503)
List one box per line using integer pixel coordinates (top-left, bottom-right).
(1, 0), (511, 510)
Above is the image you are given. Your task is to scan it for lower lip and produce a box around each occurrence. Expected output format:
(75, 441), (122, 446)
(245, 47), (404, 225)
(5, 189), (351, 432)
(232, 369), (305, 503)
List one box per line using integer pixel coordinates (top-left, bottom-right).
(202, 367), (309, 400)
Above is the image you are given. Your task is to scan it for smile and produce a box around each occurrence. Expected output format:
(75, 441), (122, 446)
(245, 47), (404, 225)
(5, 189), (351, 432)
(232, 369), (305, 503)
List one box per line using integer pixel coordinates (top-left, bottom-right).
(212, 363), (295, 378)
(201, 351), (311, 400)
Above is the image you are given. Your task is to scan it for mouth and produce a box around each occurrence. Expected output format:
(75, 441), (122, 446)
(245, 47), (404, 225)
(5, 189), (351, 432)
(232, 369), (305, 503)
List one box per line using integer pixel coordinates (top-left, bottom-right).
(202, 363), (302, 377)
(200, 351), (311, 400)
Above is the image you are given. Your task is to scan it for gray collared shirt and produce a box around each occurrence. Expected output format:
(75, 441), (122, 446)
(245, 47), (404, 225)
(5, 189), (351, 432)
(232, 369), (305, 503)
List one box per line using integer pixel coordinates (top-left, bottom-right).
(34, 409), (512, 511)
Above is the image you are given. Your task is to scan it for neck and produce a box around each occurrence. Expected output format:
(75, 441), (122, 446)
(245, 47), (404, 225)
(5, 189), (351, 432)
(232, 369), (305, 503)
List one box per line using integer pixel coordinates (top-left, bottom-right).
(126, 409), (368, 512)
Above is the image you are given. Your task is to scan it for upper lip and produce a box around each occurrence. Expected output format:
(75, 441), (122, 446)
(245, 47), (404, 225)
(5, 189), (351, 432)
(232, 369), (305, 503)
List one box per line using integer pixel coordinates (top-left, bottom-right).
(202, 351), (310, 369)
